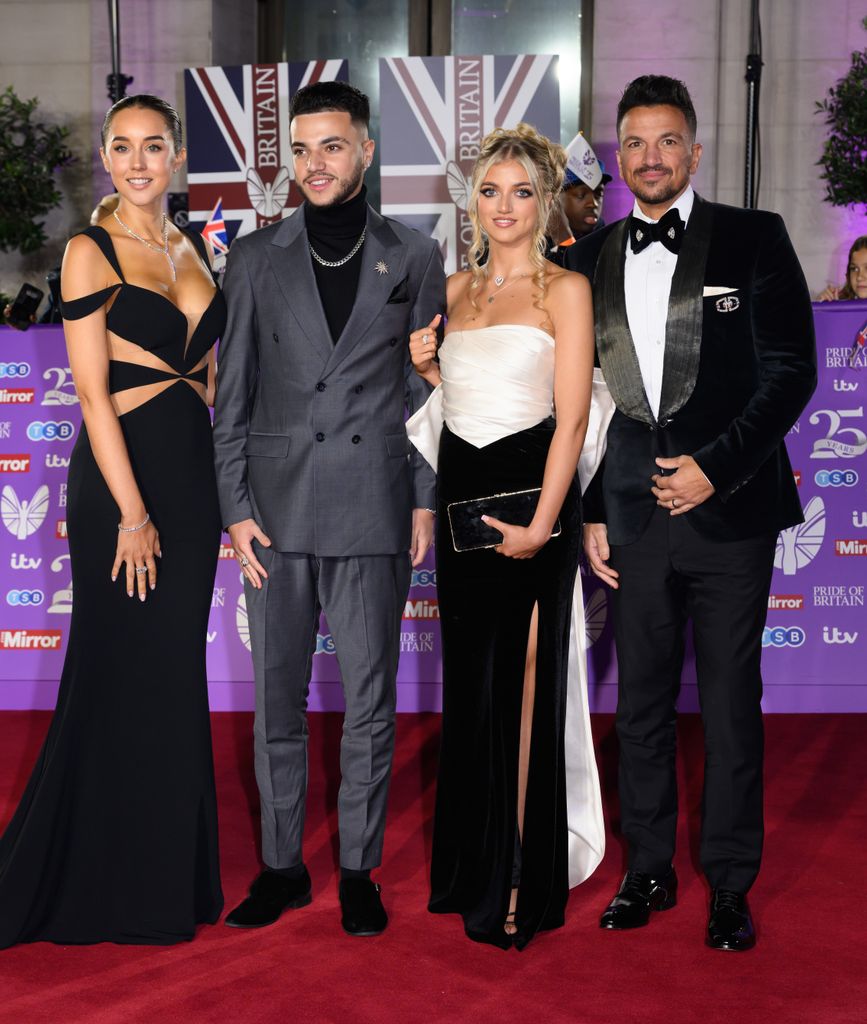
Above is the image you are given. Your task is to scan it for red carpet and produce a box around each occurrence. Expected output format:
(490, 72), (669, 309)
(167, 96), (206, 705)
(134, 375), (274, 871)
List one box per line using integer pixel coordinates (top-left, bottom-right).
(0, 712), (864, 1024)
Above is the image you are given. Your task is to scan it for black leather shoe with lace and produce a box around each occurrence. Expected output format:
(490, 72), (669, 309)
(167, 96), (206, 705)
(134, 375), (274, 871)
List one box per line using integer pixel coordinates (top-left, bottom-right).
(599, 868), (678, 930)
(224, 868), (312, 928)
(339, 878), (388, 936)
(706, 889), (755, 951)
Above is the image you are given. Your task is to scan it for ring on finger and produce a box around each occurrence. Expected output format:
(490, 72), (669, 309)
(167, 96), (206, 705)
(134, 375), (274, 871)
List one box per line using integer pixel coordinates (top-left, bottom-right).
(239, 555), (250, 567)
(671, 498), (679, 508)
(422, 333), (430, 345)
(135, 566), (148, 575)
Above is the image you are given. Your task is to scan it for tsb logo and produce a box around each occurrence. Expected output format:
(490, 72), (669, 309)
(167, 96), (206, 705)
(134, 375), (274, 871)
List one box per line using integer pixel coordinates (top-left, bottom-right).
(7, 589), (44, 606)
(315, 632), (336, 655)
(815, 469), (858, 487)
(27, 420), (75, 442)
(411, 568), (437, 588)
(0, 363), (31, 378)
(762, 626), (806, 648)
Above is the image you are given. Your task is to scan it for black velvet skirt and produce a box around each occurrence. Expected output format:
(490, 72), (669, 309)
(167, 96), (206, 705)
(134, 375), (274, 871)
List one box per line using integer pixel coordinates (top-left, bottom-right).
(429, 419), (582, 950)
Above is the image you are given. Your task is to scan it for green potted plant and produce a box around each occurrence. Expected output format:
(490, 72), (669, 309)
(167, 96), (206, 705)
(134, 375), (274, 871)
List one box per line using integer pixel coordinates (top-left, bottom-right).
(0, 87), (74, 255)
(816, 17), (867, 208)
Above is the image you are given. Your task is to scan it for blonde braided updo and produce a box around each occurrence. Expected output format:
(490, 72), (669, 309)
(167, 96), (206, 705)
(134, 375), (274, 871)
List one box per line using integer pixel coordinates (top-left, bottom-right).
(465, 122), (567, 316)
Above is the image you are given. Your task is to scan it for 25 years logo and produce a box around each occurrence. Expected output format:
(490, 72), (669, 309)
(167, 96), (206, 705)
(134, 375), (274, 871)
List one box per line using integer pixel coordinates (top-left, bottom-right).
(809, 407), (867, 459)
(42, 367), (79, 406)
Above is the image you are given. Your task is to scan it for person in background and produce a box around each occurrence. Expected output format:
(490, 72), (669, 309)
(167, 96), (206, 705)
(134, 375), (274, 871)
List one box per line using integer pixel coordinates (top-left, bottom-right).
(816, 236), (867, 301)
(546, 133), (611, 266)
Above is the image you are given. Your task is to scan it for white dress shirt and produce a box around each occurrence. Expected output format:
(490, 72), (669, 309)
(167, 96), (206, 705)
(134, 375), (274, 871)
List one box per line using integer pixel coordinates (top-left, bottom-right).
(624, 185), (695, 418)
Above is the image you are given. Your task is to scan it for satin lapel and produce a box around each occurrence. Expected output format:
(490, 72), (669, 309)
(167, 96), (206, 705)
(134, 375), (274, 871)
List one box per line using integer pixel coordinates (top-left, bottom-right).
(265, 209), (333, 364)
(323, 208), (407, 375)
(594, 219), (655, 425)
(658, 194), (713, 421)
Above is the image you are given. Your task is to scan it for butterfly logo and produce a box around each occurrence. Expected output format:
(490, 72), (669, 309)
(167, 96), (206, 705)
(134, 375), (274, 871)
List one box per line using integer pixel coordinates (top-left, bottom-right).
(445, 161), (472, 211)
(236, 593), (251, 651)
(245, 166), (292, 218)
(584, 586), (608, 647)
(774, 496), (825, 575)
(1, 484), (50, 540)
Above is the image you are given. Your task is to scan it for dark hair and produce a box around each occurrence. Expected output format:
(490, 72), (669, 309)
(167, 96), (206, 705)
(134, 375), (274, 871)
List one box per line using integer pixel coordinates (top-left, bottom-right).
(289, 81), (370, 131)
(840, 235), (867, 300)
(101, 94), (183, 151)
(616, 75), (697, 141)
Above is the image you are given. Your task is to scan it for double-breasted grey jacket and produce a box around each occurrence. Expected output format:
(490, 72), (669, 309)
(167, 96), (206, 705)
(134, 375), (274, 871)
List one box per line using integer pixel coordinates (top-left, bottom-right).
(213, 204), (444, 555)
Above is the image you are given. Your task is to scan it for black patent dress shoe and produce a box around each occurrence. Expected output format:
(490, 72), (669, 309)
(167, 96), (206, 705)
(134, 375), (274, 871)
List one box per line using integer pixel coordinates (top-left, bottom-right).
(706, 889), (755, 951)
(225, 868), (312, 928)
(339, 878), (388, 936)
(600, 868), (678, 929)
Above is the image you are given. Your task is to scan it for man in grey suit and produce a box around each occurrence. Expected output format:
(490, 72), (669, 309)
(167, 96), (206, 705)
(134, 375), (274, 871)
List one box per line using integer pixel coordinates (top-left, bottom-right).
(213, 81), (444, 936)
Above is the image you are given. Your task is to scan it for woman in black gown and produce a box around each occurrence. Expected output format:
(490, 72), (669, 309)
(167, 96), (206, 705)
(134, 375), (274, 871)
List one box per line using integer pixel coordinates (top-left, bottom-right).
(0, 95), (224, 946)
(407, 124), (605, 949)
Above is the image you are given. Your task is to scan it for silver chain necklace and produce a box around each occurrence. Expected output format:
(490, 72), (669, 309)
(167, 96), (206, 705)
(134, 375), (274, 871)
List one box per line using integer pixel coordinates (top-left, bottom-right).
(309, 227), (366, 268)
(113, 209), (176, 282)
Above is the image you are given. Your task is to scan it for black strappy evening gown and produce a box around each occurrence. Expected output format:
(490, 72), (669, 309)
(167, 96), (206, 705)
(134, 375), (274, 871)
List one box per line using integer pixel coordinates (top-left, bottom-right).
(0, 226), (225, 947)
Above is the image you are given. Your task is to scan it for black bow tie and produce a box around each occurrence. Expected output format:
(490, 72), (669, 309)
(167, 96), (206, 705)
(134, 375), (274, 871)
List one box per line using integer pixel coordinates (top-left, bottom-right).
(629, 208), (684, 255)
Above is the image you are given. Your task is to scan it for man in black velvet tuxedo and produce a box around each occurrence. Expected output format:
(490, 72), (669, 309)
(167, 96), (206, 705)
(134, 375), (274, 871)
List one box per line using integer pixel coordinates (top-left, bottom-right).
(567, 76), (816, 951)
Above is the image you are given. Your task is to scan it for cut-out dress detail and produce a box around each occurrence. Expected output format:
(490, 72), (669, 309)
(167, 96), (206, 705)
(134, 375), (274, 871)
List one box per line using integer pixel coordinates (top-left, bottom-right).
(0, 226), (227, 947)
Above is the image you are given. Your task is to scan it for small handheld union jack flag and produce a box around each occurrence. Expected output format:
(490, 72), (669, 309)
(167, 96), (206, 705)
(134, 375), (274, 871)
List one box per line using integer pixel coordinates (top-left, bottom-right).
(201, 198), (229, 256)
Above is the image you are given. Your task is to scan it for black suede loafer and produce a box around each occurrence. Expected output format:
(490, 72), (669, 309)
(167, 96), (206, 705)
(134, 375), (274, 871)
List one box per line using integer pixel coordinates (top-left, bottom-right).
(600, 868), (678, 929)
(225, 868), (312, 928)
(706, 889), (756, 951)
(339, 878), (388, 936)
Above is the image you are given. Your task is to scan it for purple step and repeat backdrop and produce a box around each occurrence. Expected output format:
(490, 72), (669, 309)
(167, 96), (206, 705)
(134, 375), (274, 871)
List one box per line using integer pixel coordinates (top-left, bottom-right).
(1, 303), (865, 713)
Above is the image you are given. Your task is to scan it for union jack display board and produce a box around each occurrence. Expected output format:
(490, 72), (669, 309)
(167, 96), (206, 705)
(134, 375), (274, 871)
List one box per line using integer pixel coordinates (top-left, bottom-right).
(184, 60), (348, 246)
(379, 55), (560, 273)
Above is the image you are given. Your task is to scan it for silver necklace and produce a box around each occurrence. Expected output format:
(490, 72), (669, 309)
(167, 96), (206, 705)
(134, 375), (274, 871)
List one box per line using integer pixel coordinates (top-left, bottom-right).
(486, 270), (528, 303)
(309, 227), (366, 268)
(113, 210), (176, 282)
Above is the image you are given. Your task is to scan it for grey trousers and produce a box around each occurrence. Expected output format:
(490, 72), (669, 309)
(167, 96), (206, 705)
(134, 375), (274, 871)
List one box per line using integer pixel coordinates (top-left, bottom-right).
(245, 549), (411, 871)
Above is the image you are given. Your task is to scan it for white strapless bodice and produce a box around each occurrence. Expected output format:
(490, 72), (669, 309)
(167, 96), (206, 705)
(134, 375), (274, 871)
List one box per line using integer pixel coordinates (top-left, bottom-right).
(439, 324), (555, 447)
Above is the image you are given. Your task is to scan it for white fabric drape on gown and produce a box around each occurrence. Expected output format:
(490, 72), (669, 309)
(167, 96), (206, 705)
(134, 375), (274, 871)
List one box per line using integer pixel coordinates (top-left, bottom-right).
(406, 325), (615, 887)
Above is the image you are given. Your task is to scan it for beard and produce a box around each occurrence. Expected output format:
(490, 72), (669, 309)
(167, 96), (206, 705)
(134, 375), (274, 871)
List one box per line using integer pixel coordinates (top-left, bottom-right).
(627, 166), (683, 206)
(301, 157), (365, 207)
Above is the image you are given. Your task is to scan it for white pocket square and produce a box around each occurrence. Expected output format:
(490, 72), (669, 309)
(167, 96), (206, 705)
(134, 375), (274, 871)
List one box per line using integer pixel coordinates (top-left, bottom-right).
(703, 286), (739, 297)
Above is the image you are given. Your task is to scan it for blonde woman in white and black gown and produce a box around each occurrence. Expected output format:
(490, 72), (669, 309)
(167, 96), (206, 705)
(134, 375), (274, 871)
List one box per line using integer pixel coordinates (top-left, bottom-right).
(407, 124), (608, 950)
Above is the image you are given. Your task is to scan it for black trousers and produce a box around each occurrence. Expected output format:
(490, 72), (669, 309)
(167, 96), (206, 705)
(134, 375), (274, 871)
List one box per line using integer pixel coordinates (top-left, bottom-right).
(609, 507), (776, 893)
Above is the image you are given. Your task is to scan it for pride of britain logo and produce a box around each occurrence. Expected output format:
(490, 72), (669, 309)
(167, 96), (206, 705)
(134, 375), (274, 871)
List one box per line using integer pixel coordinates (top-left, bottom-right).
(1, 485), (50, 540)
(774, 496), (825, 576)
(584, 588), (608, 647)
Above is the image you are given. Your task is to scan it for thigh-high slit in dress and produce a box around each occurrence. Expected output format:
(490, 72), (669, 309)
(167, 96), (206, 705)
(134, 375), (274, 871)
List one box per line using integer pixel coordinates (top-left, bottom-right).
(407, 325), (607, 950)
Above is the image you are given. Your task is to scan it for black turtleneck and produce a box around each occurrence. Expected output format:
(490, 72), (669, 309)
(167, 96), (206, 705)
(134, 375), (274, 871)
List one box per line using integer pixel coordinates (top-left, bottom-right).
(305, 184), (368, 343)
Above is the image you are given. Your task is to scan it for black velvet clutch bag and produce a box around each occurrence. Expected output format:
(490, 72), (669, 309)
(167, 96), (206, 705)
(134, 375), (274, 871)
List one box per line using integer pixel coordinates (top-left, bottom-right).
(446, 487), (561, 552)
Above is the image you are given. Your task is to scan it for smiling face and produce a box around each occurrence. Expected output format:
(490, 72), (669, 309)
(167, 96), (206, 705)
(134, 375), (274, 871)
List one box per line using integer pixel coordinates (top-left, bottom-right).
(474, 158), (545, 247)
(616, 104), (702, 216)
(847, 248), (867, 299)
(290, 110), (374, 207)
(100, 106), (184, 205)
